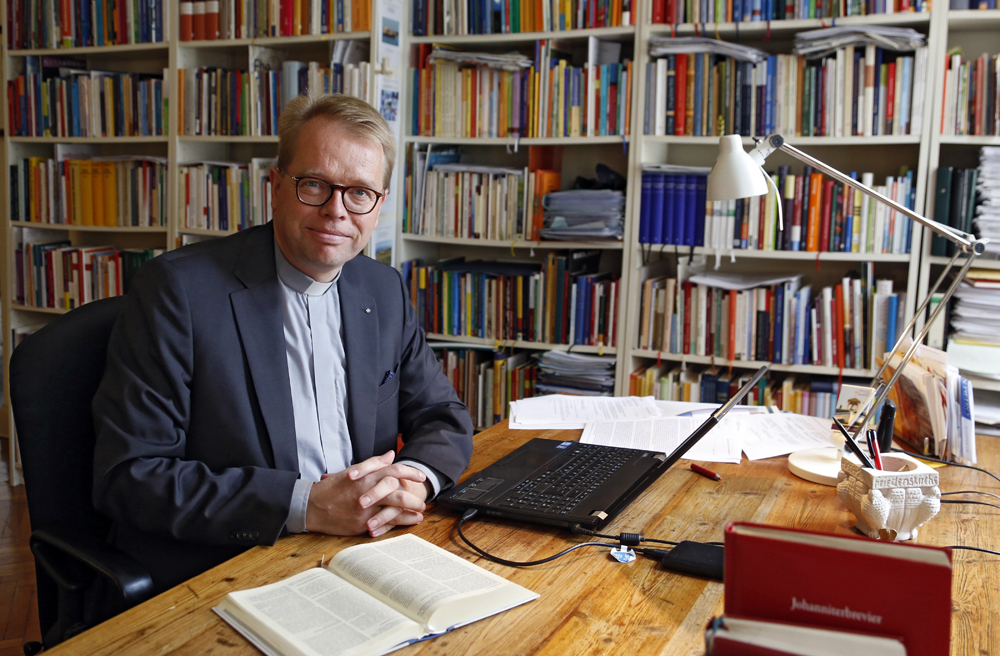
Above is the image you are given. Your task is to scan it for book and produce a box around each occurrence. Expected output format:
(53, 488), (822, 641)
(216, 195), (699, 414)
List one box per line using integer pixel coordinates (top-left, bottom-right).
(704, 615), (907, 655)
(724, 522), (951, 656)
(214, 534), (538, 656)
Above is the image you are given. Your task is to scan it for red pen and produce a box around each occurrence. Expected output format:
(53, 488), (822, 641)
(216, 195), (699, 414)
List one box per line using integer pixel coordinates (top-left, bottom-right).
(867, 430), (884, 471)
(690, 463), (721, 481)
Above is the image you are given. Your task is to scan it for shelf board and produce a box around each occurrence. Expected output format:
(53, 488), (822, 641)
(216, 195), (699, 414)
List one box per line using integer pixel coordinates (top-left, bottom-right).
(641, 134), (920, 146)
(630, 350), (876, 378)
(9, 136), (168, 144)
(409, 26), (635, 45)
(637, 245), (911, 262)
(965, 375), (1000, 393)
(406, 135), (630, 146)
(425, 332), (616, 354)
(180, 32), (371, 48)
(648, 12), (930, 39)
(11, 221), (168, 233)
(7, 42), (168, 56)
(947, 9), (1000, 31)
(928, 255), (1000, 269)
(179, 227), (238, 236)
(178, 135), (279, 142)
(11, 304), (68, 315)
(939, 135), (1000, 146)
(402, 233), (624, 250)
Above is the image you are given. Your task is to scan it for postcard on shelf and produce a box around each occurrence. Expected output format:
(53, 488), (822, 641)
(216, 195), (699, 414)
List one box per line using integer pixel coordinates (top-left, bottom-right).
(214, 534), (538, 656)
(723, 523), (951, 656)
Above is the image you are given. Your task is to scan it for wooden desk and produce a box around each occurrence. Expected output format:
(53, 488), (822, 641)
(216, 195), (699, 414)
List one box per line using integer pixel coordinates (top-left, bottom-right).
(51, 423), (1000, 655)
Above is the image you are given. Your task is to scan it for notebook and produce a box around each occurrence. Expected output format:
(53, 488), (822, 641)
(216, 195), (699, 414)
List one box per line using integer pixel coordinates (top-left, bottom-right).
(438, 366), (768, 531)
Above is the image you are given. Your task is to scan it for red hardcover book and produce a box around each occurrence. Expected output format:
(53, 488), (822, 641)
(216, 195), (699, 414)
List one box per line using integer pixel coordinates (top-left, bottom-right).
(682, 280), (693, 355)
(833, 284), (844, 369)
(665, 0), (677, 23)
(885, 61), (895, 135)
(180, 0), (195, 40)
(193, 1), (206, 40)
(791, 173), (804, 250)
(205, 0), (220, 39)
(653, 0), (666, 22)
(723, 523), (951, 656)
(674, 54), (687, 136)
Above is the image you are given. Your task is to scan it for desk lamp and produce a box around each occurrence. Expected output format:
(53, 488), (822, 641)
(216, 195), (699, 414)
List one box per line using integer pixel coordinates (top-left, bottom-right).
(706, 134), (989, 485)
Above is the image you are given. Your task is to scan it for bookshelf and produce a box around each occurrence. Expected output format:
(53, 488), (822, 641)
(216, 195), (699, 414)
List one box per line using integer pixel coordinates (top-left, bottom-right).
(1, 0), (383, 485)
(916, 7), (1000, 393)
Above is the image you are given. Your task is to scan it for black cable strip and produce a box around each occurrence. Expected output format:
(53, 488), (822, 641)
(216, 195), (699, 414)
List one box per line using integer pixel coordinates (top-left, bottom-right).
(942, 490), (1000, 501)
(457, 510), (618, 567)
(888, 448), (1000, 483)
(950, 545), (1000, 556)
(941, 499), (1000, 511)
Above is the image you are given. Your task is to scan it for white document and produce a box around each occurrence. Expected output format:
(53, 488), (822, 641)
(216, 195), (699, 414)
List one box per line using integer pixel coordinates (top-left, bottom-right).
(509, 395), (660, 429)
(738, 414), (834, 461)
(579, 416), (743, 464)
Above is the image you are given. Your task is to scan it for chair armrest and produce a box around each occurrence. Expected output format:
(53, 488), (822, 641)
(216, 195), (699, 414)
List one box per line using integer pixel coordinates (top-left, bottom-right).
(30, 528), (155, 607)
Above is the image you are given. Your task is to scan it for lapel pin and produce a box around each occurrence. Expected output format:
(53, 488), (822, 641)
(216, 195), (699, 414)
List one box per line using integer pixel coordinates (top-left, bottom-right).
(365, 308), (371, 313)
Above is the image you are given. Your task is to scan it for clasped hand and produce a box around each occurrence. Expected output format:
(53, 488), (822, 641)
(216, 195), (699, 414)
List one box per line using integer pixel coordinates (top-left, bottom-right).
(305, 451), (429, 538)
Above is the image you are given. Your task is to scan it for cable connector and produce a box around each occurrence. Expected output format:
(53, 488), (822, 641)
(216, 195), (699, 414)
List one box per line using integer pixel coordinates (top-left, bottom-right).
(570, 524), (594, 536)
(461, 508), (478, 522)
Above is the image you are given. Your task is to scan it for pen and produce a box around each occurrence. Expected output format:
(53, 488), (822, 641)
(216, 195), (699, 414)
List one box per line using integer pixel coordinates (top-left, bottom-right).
(690, 463), (721, 481)
(867, 429), (884, 471)
(833, 417), (876, 469)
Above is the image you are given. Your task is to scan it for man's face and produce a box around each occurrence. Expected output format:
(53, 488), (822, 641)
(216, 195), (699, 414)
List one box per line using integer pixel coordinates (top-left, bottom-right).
(269, 117), (386, 282)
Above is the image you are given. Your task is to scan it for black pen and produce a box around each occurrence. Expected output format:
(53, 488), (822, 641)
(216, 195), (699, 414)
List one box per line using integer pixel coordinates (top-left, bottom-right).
(833, 417), (876, 469)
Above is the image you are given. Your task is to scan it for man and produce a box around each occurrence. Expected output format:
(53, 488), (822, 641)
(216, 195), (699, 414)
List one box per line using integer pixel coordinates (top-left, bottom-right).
(92, 94), (474, 593)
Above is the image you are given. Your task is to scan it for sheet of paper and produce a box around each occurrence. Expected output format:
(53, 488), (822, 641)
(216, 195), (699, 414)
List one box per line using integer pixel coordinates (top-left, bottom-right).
(579, 416), (743, 464)
(509, 395), (660, 429)
(738, 414), (834, 460)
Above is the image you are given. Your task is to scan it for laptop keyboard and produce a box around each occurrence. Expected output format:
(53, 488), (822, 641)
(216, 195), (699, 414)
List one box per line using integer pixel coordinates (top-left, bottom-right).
(495, 444), (635, 516)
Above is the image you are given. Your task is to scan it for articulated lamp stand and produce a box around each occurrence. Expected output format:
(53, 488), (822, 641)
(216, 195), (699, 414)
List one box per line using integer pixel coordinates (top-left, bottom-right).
(708, 135), (990, 484)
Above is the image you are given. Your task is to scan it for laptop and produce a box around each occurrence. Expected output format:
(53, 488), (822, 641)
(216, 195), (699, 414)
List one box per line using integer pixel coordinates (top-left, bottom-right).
(438, 366), (768, 531)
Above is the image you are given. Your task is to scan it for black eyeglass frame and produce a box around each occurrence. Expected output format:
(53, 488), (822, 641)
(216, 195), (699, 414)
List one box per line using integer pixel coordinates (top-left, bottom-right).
(279, 169), (385, 215)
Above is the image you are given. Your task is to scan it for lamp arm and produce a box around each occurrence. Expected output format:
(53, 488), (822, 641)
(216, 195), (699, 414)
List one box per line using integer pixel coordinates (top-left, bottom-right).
(753, 135), (985, 255)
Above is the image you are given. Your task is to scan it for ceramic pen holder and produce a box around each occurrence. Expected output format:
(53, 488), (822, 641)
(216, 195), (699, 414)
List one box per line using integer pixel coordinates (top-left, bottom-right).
(837, 453), (940, 541)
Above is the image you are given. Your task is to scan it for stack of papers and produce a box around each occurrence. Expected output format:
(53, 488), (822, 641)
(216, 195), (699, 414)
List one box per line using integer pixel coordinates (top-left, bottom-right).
(509, 395), (660, 429)
(539, 190), (625, 241)
(426, 48), (533, 70)
(684, 264), (802, 291)
(648, 37), (767, 63)
(974, 147), (1000, 258)
(534, 351), (617, 396)
(949, 276), (1000, 348)
(793, 26), (926, 58)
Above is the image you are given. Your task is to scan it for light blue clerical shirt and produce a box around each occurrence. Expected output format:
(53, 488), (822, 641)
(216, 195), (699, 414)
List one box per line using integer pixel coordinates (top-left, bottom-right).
(275, 245), (439, 534)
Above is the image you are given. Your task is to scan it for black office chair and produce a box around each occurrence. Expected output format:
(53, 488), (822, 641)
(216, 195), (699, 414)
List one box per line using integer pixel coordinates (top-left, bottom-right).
(10, 296), (154, 652)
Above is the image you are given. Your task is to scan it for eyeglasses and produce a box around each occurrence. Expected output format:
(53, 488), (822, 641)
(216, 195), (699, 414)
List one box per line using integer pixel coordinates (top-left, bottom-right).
(282, 171), (384, 215)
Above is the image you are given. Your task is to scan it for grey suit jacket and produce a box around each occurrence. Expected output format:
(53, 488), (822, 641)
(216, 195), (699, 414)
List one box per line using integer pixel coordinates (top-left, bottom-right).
(92, 223), (473, 591)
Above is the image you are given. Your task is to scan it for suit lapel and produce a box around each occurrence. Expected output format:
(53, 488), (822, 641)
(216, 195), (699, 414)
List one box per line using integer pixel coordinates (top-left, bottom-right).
(230, 225), (299, 473)
(339, 263), (379, 464)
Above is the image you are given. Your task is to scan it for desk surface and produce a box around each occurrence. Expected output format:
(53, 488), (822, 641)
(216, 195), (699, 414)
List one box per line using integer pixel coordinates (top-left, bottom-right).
(52, 423), (999, 655)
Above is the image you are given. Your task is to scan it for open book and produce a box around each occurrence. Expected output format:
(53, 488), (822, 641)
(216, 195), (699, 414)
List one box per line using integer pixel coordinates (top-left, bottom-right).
(214, 534), (538, 656)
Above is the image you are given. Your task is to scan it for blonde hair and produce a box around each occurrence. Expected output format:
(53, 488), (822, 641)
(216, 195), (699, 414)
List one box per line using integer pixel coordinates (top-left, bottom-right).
(277, 94), (396, 190)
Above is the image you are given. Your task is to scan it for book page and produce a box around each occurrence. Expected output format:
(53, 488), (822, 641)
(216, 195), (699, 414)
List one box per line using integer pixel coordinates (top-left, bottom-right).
(216, 568), (423, 656)
(330, 533), (538, 634)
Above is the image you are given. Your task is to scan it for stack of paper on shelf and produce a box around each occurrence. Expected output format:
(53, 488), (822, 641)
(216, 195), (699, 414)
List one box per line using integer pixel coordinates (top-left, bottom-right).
(792, 26), (926, 58)
(974, 147), (1000, 259)
(533, 350), (616, 396)
(539, 190), (625, 241)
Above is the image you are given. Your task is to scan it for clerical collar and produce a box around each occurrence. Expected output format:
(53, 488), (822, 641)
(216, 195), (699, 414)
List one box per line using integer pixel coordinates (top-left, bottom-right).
(274, 241), (341, 296)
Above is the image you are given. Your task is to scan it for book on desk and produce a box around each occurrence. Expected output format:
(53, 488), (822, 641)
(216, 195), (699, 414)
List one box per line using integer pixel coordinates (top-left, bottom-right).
(706, 522), (952, 656)
(213, 533), (538, 656)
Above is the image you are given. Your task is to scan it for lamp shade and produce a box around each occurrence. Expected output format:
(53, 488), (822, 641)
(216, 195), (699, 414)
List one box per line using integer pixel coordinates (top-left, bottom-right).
(706, 135), (769, 201)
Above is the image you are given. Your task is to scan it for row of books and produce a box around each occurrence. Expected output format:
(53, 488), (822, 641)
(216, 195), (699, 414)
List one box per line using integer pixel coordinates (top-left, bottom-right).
(641, 167), (916, 254)
(179, 0), (369, 40)
(7, 0), (166, 50)
(403, 253), (620, 347)
(177, 60), (369, 137)
(631, 364), (864, 420)
(7, 57), (167, 138)
(9, 156), (168, 228)
(930, 166), (978, 257)
(413, 164), (528, 240)
(636, 272), (906, 371)
(650, 0), (926, 25)
(14, 240), (162, 310)
(412, 0), (631, 36)
(941, 52), (999, 137)
(643, 47), (927, 138)
(411, 41), (632, 139)
(434, 347), (538, 430)
(179, 159), (274, 232)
